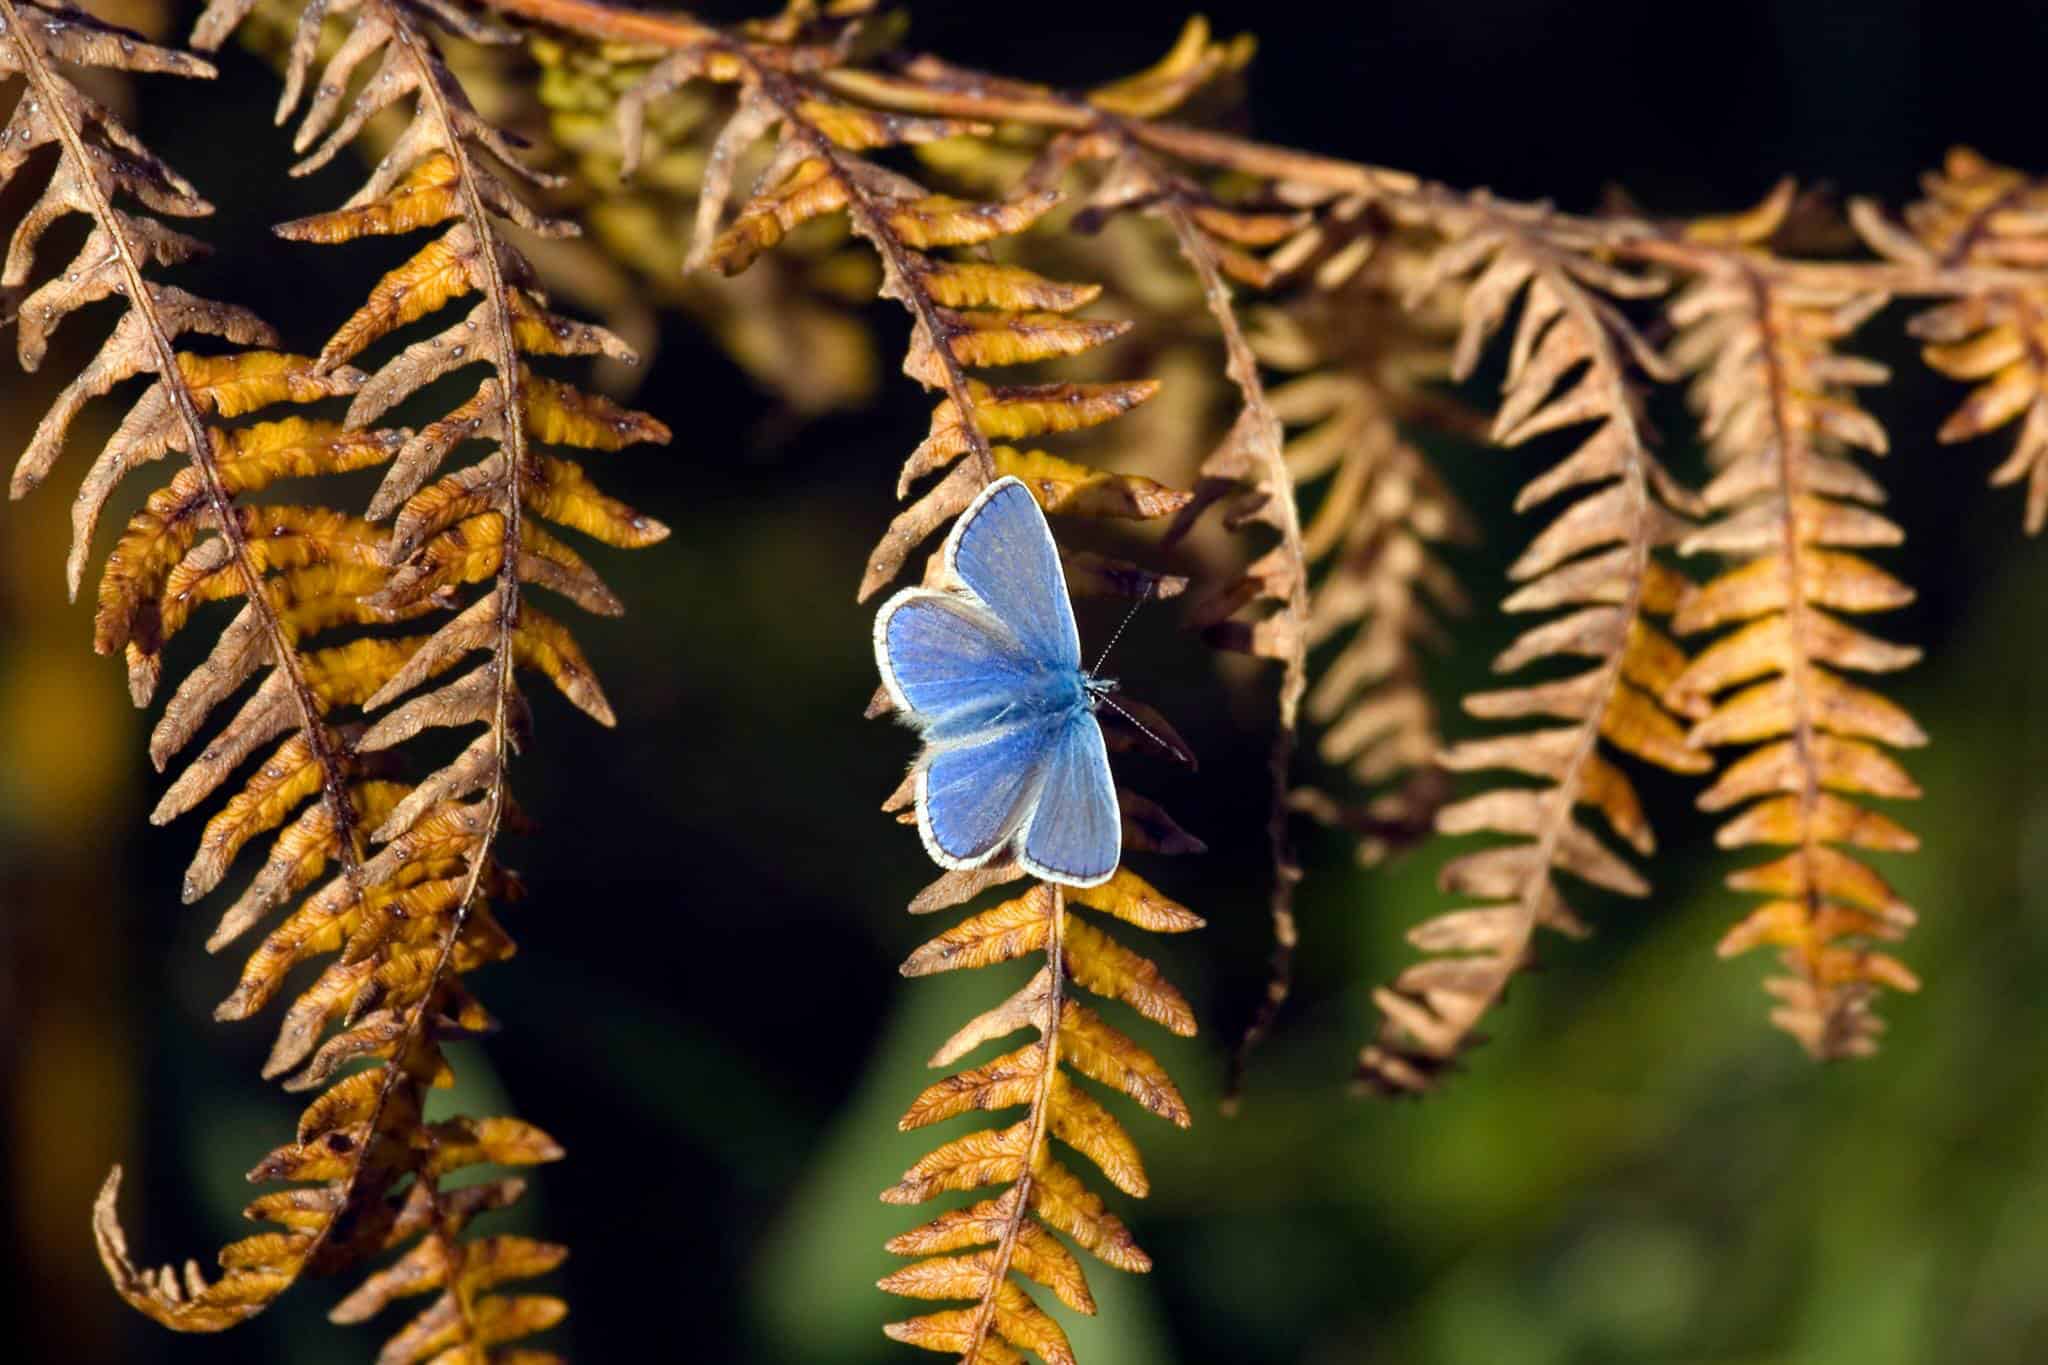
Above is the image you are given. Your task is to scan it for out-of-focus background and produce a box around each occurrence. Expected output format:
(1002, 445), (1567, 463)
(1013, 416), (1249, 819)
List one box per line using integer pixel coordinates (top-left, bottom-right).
(6, 1), (2048, 1361)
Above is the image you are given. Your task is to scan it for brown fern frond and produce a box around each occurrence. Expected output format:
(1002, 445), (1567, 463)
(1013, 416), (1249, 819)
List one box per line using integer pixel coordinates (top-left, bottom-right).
(87, 0), (668, 1350)
(0, 0), (476, 1332)
(596, 7), (1199, 603)
(1664, 190), (1925, 1059)
(1055, 140), (1315, 1104)
(1253, 251), (1474, 866)
(882, 870), (1200, 1365)
(1852, 148), (2048, 531)
(871, 20), (1351, 1107)
(1358, 203), (1709, 1095)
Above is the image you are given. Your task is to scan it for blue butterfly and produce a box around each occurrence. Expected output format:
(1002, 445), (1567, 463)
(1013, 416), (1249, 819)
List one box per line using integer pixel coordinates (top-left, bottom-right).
(874, 475), (1121, 887)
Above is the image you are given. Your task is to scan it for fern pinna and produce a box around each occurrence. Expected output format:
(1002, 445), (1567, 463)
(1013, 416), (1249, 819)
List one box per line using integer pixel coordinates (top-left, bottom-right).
(59, 0), (666, 1355)
(1862, 148), (2048, 531)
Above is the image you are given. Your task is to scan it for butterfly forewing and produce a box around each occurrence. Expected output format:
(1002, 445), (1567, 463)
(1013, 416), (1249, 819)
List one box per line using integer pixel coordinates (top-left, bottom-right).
(946, 479), (1083, 672)
(1020, 712), (1121, 886)
(879, 592), (1045, 736)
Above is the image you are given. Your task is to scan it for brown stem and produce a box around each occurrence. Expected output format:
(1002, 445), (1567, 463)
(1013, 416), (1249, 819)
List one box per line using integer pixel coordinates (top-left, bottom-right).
(467, 0), (2048, 303)
(1739, 262), (1839, 1051)
(1140, 189), (1308, 1111)
(962, 884), (1065, 1363)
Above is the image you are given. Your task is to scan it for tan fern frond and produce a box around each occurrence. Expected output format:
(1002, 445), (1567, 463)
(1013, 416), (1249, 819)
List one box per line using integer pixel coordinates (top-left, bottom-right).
(882, 870), (1200, 1365)
(1056, 142), (1319, 1104)
(1359, 203), (1709, 1095)
(0, 0), (494, 1333)
(1852, 148), (2048, 531)
(86, 0), (668, 1350)
(870, 21), (1350, 1107)
(1664, 190), (1925, 1059)
(1253, 253), (1474, 863)
(597, 7), (1199, 603)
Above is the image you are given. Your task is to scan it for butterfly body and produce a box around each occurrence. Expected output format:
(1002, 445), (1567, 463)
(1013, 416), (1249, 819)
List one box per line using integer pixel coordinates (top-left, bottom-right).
(875, 477), (1122, 887)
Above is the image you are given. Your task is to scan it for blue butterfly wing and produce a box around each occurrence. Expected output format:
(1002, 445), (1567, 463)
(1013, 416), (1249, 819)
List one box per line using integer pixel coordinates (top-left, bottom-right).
(882, 475), (1113, 879)
(1020, 710), (1121, 886)
(946, 478), (1081, 672)
(919, 714), (1061, 868)
(877, 590), (1046, 736)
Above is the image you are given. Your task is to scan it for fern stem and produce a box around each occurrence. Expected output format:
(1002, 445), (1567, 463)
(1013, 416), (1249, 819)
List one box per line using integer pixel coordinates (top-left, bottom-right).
(967, 883), (1067, 1364)
(1143, 190), (1309, 1112)
(1742, 262), (1845, 1049)
(472, 0), (2048, 311)
(469, 0), (722, 48)
(381, 0), (528, 933)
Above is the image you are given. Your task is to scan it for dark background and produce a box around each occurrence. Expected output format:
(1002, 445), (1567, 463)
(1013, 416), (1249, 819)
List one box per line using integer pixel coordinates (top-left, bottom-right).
(6, 1), (2048, 1362)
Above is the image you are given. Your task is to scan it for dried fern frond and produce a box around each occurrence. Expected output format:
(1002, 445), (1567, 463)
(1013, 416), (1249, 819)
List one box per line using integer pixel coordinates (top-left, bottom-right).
(593, 4), (1194, 603)
(1254, 251), (1474, 865)
(1663, 189), (1924, 1059)
(89, 0), (669, 1352)
(525, 30), (881, 411)
(882, 869), (1200, 1365)
(1853, 147), (2048, 532)
(0, 0), (542, 1339)
(898, 21), (1378, 1106)
(1358, 203), (1709, 1095)
(1073, 152), (1317, 1105)
(0, 12), (481, 1327)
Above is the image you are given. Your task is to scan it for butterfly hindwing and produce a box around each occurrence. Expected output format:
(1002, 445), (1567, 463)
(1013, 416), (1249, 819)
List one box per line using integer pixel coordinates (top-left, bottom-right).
(944, 478), (1082, 673)
(919, 713), (1062, 868)
(1020, 709), (1121, 887)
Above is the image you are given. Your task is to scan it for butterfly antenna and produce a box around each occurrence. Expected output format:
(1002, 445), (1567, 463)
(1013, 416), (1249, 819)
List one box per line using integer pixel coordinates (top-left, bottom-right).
(1090, 589), (1151, 677)
(1094, 692), (1188, 766)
